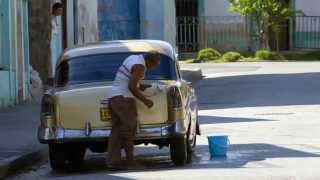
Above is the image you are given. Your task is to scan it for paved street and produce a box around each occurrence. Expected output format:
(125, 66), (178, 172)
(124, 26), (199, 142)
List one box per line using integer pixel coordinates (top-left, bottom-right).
(10, 62), (320, 180)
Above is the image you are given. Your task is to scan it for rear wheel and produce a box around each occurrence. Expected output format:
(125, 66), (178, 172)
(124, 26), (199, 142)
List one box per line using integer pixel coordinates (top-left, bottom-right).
(49, 143), (86, 171)
(170, 136), (187, 166)
(187, 132), (196, 164)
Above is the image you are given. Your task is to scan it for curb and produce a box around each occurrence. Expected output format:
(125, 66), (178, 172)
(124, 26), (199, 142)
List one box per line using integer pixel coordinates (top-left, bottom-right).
(181, 68), (204, 84)
(0, 147), (47, 179)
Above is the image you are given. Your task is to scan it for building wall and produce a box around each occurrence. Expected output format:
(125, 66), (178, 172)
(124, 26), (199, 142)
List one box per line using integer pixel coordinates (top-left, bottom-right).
(66, 0), (75, 47)
(28, 0), (52, 82)
(163, 0), (177, 47)
(0, 0), (30, 107)
(140, 0), (176, 47)
(197, 0), (252, 52)
(76, 0), (98, 45)
(201, 0), (240, 17)
(296, 0), (320, 16)
(293, 0), (320, 49)
(98, 0), (140, 41)
(64, 0), (176, 47)
(0, 0), (14, 107)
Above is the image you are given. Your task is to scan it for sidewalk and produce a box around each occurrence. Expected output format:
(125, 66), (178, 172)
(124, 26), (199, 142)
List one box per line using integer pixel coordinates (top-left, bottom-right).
(0, 102), (47, 179)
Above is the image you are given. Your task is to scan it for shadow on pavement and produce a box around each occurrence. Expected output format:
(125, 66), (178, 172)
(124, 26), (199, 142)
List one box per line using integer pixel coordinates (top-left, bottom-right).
(197, 73), (320, 110)
(192, 143), (320, 169)
(45, 143), (320, 177)
(199, 115), (277, 125)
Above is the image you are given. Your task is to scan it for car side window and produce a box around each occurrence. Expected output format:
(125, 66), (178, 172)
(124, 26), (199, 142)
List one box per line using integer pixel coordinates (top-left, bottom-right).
(56, 61), (69, 87)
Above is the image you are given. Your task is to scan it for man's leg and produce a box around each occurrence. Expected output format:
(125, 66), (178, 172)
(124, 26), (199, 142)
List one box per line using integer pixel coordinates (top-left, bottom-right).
(119, 98), (138, 164)
(107, 98), (123, 165)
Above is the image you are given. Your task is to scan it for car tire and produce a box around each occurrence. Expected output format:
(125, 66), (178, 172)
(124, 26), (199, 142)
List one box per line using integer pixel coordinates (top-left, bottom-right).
(49, 143), (86, 171)
(186, 120), (197, 164)
(170, 136), (187, 166)
(186, 134), (196, 164)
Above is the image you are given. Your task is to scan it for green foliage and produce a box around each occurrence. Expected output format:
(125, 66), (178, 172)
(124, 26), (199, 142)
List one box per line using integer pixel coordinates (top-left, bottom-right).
(222, 51), (242, 62)
(229, 0), (295, 50)
(229, 0), (294, 23)
(255, 50), (284, 60)
(197, 48), (221, 62)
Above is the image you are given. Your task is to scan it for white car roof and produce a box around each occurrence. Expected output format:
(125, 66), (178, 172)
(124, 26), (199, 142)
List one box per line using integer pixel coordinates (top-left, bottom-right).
(59, 40), (176, 66)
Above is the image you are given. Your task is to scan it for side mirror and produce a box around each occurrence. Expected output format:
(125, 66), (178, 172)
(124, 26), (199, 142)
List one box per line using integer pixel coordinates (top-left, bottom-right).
(46, 78), (54, 87)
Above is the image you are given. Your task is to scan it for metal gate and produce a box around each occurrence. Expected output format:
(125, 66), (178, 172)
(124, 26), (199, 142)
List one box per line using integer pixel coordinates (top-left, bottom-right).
(176, 17), (199, 52)
(176, 16), (255, 53)
(294, 16), (320, 49)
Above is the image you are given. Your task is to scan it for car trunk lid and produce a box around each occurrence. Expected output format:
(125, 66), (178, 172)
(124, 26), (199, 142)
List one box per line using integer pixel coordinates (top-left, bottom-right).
(55, 83), (169, 129)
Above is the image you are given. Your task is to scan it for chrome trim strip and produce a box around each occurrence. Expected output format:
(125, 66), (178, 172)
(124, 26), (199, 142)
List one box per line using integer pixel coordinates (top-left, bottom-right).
(38, 124), (175, 143)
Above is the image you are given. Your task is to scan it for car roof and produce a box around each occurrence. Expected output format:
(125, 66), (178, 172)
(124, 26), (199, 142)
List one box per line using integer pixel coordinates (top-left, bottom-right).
(59, 40), (176, 65)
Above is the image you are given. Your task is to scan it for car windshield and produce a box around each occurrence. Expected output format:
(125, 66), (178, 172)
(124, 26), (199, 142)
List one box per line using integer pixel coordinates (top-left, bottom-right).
(55, 53), (177, 87)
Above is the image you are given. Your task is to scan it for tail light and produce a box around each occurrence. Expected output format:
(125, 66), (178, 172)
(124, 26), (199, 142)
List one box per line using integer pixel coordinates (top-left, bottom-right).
(40, 94), (56, 128)
(168, 86), (184, 122)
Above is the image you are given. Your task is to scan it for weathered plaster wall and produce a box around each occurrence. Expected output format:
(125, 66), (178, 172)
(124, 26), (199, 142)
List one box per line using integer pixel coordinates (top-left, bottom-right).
(76, 0), (99, 44)
(0, 71), (11, 107)
(202, 0), (240, 17)
(98, 0), (140, 41)
(28, 0), (52, 81)
(0, 0), (30, 107)
(140, 0), (176, 47)
(296, 0), (320, 16)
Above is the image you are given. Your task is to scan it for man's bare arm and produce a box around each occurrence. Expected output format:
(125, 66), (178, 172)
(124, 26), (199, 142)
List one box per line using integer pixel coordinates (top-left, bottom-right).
(129, 65), (153, 108)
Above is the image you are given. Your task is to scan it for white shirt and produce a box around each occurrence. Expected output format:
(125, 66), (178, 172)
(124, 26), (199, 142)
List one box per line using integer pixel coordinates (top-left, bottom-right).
(109, 55), (146, 98)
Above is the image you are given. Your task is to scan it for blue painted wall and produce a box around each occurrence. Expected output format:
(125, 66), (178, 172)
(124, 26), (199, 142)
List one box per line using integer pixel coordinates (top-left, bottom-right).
(0, 0), (11, 69)
(0, 0), (30, 108)
(139, 0), (164, 40)
(0, 0), (14, 107)
(98, 0), (140, 40)
(0, 71), (11, 106)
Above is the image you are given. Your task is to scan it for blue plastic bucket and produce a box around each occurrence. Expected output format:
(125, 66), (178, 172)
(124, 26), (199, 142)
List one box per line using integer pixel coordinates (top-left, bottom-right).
(208, 136), (230, 158)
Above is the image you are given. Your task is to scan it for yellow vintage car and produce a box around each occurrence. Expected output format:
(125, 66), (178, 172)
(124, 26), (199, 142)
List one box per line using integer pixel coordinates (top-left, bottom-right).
(38, 40), (200, 170)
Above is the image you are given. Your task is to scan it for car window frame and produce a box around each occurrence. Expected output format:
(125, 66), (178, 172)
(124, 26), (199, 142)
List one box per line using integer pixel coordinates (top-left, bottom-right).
(55, 52), (178, 87)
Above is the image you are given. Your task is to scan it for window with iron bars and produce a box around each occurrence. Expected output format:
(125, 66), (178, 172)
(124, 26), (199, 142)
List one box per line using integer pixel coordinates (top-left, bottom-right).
(176, 0), (199, 53)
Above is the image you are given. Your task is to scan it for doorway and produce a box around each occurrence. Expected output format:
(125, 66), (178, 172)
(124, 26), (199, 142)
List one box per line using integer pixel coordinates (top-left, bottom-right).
(176, 0), (199, 53)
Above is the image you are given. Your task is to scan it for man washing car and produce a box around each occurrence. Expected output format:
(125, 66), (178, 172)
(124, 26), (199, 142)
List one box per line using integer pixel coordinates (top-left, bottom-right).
(107, 51), (161, 169)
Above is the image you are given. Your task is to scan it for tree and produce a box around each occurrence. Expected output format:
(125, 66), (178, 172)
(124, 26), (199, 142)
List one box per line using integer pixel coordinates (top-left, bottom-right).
(229, 0), (294, 51)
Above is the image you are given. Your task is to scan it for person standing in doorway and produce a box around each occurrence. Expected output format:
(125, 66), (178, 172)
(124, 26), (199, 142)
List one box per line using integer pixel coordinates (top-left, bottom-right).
(50, 2), (63, 78)
(107, 51), (161, 170)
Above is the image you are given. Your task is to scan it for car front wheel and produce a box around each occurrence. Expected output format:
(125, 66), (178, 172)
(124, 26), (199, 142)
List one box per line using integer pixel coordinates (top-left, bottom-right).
(170, 136), (188, 166)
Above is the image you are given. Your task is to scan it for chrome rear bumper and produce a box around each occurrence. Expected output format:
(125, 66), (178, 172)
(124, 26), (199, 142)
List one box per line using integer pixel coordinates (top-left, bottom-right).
(38, 123), (181, 143)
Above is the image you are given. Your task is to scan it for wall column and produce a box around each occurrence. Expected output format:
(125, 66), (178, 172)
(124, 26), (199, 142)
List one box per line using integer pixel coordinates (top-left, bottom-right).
(140, 0), (176, 47)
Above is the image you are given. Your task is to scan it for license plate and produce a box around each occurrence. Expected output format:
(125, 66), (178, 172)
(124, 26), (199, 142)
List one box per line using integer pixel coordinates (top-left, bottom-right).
(100, 107), (111, 121)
